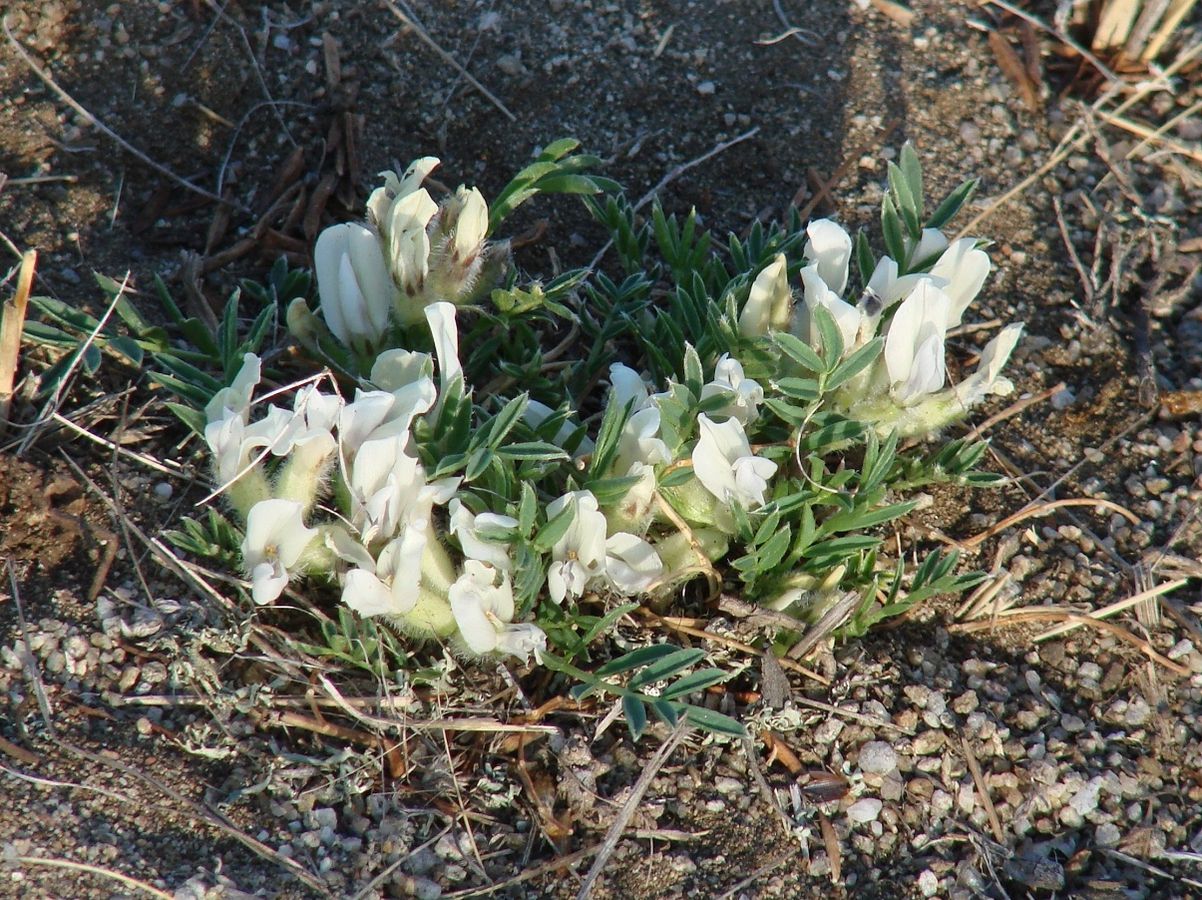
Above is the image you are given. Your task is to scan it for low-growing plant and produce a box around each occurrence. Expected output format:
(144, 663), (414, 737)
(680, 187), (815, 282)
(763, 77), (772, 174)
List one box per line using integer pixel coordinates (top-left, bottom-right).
(26, 140), (1023, 740)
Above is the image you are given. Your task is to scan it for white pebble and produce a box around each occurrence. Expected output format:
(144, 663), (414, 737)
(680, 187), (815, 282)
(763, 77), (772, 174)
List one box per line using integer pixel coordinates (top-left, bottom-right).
(846, 798), (883, 824)
(918, 869), (939, 897)
(153, 482), (174, 500)
(859, 741), (898, 775)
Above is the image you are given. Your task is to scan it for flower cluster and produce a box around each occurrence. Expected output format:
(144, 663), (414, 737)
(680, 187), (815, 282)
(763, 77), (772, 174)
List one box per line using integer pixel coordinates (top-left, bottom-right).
(741, 218), (1023, 436)
(193, 149), (1024, 674)
(295, 159), (504, 356)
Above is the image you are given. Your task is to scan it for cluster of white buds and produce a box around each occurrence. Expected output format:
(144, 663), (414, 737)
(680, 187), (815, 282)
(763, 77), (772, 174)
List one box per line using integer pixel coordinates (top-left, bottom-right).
(740, 218), (1023, 436)
(297, 158), (505, 356)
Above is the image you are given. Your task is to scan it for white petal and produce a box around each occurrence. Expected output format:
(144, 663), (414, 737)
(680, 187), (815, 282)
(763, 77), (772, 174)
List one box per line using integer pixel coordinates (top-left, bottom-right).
(294, 385), (343, 433)
(929, 238), (991, 326)
(739, 253), (790, 336)
(954, 323), (1024, 406)
(324, 524), (376, 571)
(425, 302), (462, 390)
(343, 568), (401, 618)
(909, 228), (949, 267)
(345, 222), (394, 337)
(885, 279), (950, 390)
(370, 349), (434, 392)
(731, 455), (778, 508)
(494, 624), (546, 661)
(898, 331), (946, 402)
(454, 187), (489, 259)
(450, 500), (515, 571)
(692, 414), (744, 503)
(250, 560), (289, 605)
(804, 219), (853, 295)
(609, 363), (651, 410)
(242, 499), (314, 568)
(204, 352), (261, 424)
(605, 532), (664, 593)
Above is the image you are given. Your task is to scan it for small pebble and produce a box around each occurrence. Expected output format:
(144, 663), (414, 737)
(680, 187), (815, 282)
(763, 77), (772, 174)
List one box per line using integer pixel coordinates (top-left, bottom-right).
(153, 482), (174, 500)
(917, 869), (939, 897)
(859, 741), (898, 775)
(846, 798), (883, 824)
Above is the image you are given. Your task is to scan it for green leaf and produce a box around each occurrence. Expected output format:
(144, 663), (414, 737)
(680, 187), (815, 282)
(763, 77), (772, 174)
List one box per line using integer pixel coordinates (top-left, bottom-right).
(925, 178), (978, 230)
(682, 343), (704, 397)
(810, 304), (844, 365)
(774, 332), (824, 373)
(854, 231), (875, 287)
(496, 441), (569, 462)
(623, 694), (648, 741)
(518, 482), (538, 537)
(682, 705), (746, 737)
(594, 643), (679, 678)
(825, 337), (882, 391)
(531, 495), (576, 552)
(659, 667), (731, 700)
(881, 195), (907, 267)
(658, 466), (694, 489)
(899, 142), (924, 222)
(464, 447), (494, 482)
(482, 394), (529, 449)
(887, 161), (921, 239)
(627, 648), (707, 690)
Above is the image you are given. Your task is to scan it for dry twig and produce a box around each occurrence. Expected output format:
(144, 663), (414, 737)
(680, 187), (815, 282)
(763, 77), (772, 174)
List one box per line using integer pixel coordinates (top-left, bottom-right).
(0, 249), (36, 435)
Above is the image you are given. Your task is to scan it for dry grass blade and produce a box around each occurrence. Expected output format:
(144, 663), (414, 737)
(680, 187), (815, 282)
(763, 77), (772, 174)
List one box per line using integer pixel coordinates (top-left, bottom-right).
(0, 248), (35, 435)
(951, 610), (1190, 676)
(961, 497), (1140, 550)
(818, 810), (841, 884)
(1033, 577), (1189, 642)
(987, 30), (1042, 112)
(575, 721), (691, 900)
(1141, 0), (1198, 61)
(9, 856), (175, 900)
(1095, 107), (1202, 163)
(961, 737), (1005, 843)
(982, 0), (1119, 82)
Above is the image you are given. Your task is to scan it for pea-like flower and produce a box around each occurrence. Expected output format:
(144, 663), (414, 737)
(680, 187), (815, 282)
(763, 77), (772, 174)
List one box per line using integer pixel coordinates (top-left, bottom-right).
(450, 560), (546, 660)
(884, 279), (952, 404)
(449, 499), (518, 572)
(604, 532), (664, 593)
(738, 253), (792, 337)
(692, 414), (778, 510)
(700, 355), (764, 424)
(546, 491), (608, 604)
(241, 498), (319, 604)
(313, 223), (394, 353)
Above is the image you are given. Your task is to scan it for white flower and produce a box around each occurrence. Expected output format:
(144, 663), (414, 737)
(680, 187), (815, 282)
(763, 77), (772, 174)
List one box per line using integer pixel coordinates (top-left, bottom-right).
(448, 187), (489, 262)
(700, 354), (764, 424)
(241, 499), (318, 605)
(348, 434), (458, 544)
(366, 157), (440, 232)
(341, 526), (429, 618)
(954, 323), (1024, 406)
(605, 532), (663, 593)
(692, 414), (777, 510)
(425, 301), (462, 393)
(739, 253), (792, 337)
(613, 406), (670, 475)
(862, 256), (930, 316)
(884, 279), (952, 404)
(313, 223), (393, 352)
(204, 352), (261, 425)
(293, 384), (344, 433)
(449, 499), (518, 572)
(546, 491), (608, 604)
(928, 238), (991, 326)
(796, 263), (863, 353)
(804, 219), (853, 295)
(449, 560), (545, 659)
